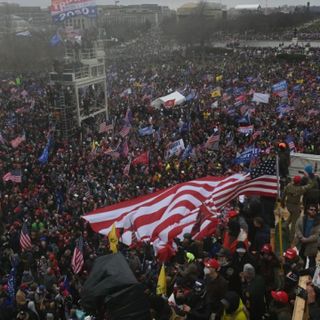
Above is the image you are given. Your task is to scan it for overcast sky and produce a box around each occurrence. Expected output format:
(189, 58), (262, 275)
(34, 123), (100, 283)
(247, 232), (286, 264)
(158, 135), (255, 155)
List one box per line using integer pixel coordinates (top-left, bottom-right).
(4, 0), (310, 9)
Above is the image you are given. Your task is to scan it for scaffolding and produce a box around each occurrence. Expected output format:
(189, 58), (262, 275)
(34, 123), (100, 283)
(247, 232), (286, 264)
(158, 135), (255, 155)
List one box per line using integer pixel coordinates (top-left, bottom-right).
(49, 41), (108, 140)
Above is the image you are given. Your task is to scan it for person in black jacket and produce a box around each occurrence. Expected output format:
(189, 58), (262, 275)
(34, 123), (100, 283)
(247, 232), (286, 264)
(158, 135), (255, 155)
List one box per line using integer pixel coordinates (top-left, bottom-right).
(183, 280), (212, 320)
(240, 263), (266, 320)
(251, 217), (270, 253)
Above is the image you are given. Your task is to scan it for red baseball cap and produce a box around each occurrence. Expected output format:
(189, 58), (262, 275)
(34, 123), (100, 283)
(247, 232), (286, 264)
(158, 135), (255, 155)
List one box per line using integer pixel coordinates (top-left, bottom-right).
(293, 175), (302, 185)
(284, 248), (297, 260)
(261, 244), (273, 254)
(204, 258), (220, 270)
(271, 290), (288, 304)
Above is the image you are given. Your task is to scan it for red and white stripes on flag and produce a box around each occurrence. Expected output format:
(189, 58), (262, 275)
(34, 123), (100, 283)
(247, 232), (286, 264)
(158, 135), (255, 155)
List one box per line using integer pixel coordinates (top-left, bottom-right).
(10, 135), (26, 148)
(20, 222), (32, 251)
(72, 237), (84, 274)
(83, 173), (277, 246)
(205, 134), (220, 149)
(99, 122), (113, 134)
(119, 126), (131, 138)
(3, 170), (22, 183)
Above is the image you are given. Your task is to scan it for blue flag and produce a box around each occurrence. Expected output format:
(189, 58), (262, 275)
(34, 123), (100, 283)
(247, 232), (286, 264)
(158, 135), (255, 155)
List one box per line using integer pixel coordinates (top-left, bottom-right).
(234, 148), (260, 164)
(139, 126), (154, 136)
(50, 33), (62, 46)
(7, 267), (16, 305)
(38, 146), (49, 165)
(181, 144), (193, 160)
(185, 90), (197, 102)
(38, 135), (53, 165)
(272, 80), (287, 93)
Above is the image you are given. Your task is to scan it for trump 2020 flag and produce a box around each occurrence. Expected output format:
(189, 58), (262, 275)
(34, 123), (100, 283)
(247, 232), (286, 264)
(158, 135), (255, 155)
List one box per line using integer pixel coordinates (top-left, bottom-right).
(252, 92), (270, 104)
(156, 264), (167, 296)
(272, 80), (287, 93)
(139, 126), (154, 136)
(234, 148), (260, 164)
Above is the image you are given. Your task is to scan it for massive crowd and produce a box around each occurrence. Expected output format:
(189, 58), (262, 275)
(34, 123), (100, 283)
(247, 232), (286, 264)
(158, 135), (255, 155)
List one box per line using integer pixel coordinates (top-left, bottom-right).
(1, 30), (320, 320)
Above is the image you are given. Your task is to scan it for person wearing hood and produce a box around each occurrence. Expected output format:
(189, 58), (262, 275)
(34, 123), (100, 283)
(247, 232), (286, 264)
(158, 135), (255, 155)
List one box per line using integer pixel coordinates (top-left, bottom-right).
(240, 263), (266, 320)
(221, 291), (248, 320)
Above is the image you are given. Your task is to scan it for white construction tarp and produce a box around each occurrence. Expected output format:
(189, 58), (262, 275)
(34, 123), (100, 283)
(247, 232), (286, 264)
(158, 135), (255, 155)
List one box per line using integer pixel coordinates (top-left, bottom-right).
(151, 91), (186, 109)
(289, 153), (320, 177)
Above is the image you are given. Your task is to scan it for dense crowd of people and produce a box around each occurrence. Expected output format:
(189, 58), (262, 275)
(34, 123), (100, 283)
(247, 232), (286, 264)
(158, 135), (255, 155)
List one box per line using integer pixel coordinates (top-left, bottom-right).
(1, 27), (320, 320)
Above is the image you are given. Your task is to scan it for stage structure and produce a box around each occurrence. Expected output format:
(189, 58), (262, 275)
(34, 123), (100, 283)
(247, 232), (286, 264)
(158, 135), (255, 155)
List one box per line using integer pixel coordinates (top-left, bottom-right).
(49, 40), (108, 140)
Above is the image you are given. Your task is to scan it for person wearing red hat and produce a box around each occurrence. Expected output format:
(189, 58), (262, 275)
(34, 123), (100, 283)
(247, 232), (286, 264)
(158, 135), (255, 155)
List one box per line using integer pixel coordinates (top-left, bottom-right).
(282, 175), (313, 242)
(283, 248), (304, 275)
(278, 142), (290, 179)
(203, 258), (228, 319)
(258, 244), (282, 309)
(227, 210), (248, 234)
(268, 290), (292, 320)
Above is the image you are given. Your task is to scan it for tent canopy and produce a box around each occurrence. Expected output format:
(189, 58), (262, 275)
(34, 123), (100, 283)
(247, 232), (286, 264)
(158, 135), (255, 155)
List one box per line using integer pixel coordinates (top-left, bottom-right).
(151, 91), (186, 109)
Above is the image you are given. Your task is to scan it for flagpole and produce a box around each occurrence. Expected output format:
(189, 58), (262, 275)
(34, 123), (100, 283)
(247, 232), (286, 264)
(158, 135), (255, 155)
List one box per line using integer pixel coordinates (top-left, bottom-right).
(276, 153), (284, 263)
(276, 153), (280, 198)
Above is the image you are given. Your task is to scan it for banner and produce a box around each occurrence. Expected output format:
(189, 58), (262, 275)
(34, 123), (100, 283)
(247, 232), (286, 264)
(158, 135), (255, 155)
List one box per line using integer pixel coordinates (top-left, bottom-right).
(51, 0), (97, 23)
(252, 92), (270, 104)
(234, 148), (260, 164)
(272, 80), (287, 93)
(237, 125), (254, 134)
(165, 139), (185, 159)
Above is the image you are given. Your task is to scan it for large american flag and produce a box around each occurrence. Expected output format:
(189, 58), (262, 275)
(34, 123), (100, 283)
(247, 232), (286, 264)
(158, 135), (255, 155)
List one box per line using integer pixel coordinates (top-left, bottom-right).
(20, 222), (32, 251)
(72, 237), (84, 274)
(83, 166), (277, 246)
(3, 169), (22, 183)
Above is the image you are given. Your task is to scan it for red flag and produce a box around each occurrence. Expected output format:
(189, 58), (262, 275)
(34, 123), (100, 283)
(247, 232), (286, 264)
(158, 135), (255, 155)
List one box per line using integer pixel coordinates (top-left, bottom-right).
(132, 152), (149, 166)
(164, 99), (175, 108)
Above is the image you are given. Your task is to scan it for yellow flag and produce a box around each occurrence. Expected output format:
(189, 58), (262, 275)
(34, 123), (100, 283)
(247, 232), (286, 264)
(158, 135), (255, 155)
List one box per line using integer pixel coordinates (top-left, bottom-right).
(216, 75), (223, 82)
(156, 264), (167, 296)
(91, 141), (96, 152)
(211, 88), (221, 98)
(108, 223), (118, 253)
(296, 79), (304, 84)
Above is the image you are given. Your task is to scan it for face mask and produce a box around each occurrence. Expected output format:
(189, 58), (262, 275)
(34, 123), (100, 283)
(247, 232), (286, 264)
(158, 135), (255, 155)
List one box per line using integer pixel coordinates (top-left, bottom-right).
(204, 267), (211, 275)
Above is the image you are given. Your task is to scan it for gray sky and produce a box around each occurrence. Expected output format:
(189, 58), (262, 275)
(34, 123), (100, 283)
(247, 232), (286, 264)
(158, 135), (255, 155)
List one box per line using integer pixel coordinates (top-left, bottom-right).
(4, 0), (311, 9)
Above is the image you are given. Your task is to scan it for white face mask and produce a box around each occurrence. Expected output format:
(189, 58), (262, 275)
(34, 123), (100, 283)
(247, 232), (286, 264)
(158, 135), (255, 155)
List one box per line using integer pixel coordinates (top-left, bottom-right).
(204, 267), (211, 275)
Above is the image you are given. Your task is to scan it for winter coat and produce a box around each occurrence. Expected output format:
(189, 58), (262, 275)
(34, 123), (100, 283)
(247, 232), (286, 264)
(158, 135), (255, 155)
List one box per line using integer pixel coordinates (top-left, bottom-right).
(293, 215), (320, 257)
